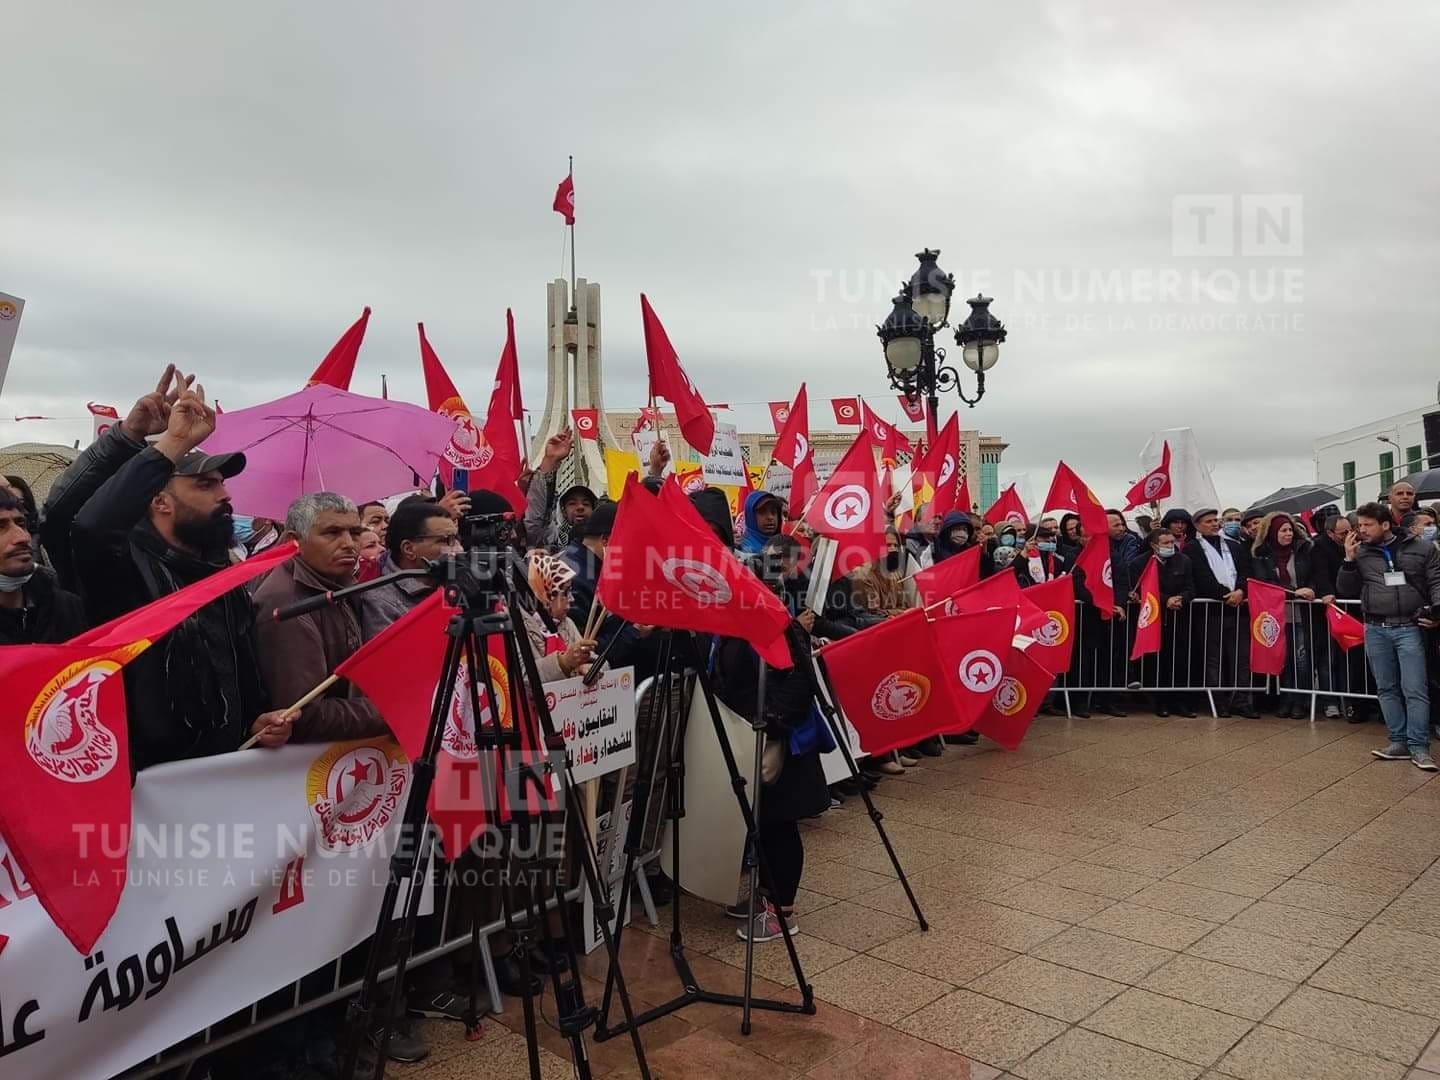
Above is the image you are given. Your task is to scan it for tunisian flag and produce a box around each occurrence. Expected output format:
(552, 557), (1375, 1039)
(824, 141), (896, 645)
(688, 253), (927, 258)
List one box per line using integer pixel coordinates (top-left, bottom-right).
(306, 307), (372, 390)
(861, 401), (912, 464)
(1044, 460), (1108, 540)
(641, 294), (715, 455)
(928, 607), (1018, 734)
(598, 476), (793, 667)
(984, 484), (1030, 528)
(831, 397), (861, 425)
(772, 384), (816, 518)
(553, 170), (575, 224)
(897, 395), (927, 423)
(0, 542), (297, 953)
(804, 431), (888, 574)
(911, 545), (981, 606)
(914, 412), (960, 519)
(1074, 534), (1115, 618)
(1326, 604), (1366, 651)
(1022, 575), (1076, 676)
(932, 568), (1048, 639)
(767, 400), (792, 433)
(1124, 441), (1172, 511)
(972, 646), (1054, 750)
(571, 407), (600, 441)
(1247, 578), (1289, 676)
(479, 313), (530, 511)
(817, 610), (956, 755)
(1130, 557), (1163, 661)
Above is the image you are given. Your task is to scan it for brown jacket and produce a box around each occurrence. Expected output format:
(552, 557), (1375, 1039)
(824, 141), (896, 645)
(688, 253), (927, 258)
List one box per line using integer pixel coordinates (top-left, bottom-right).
(850, 563), (911, 617)
(253, 558), (386, 742)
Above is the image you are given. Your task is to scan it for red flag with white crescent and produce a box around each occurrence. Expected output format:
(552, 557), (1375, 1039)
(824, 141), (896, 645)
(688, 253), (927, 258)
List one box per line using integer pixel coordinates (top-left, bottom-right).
(972, 646), (1053, 750)
(803, 431), (887, 574)
(767, 401), (792, 434)
(984, 485), (1030, 529)
(897, 395), (926, 423)
(1021, 575), (1076, 676)
(571, 408), (600, 442)
(1124, 441), (1172, 511)
(830, 397), (861, 425)
(1074, 534), (1115, 619)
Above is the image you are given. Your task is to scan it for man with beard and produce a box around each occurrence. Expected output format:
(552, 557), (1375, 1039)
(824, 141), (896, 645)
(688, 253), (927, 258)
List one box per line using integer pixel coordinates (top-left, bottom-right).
(42, 368), (293, 769)
(0, 487), (86, 645)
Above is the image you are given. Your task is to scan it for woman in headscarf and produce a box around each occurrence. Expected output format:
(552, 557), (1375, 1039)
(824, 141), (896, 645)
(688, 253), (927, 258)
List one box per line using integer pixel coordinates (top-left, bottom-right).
(1057, 512), (1085, 564)
(1250, 512), (1320, 718)
(522, 549), (597, 683)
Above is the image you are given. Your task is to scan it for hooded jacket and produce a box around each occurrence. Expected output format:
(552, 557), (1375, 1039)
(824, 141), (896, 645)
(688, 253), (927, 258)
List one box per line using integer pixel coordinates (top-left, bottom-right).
(738, 490), (783, 554)
(929, 511), (995, 577)
(41, 427), (269, 771)
(689, 488), (736, 548)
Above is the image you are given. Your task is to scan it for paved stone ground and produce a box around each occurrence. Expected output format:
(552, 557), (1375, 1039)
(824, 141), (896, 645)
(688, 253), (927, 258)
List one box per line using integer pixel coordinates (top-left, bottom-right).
(405, 711), (1440, 1079)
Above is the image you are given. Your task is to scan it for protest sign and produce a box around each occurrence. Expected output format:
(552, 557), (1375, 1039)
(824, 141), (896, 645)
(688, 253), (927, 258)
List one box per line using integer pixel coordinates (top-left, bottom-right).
(550, 666), (637, 785)
(0, 291), (23, 398)
(583, 799), (633, 953)
(700, 421), (748, 488)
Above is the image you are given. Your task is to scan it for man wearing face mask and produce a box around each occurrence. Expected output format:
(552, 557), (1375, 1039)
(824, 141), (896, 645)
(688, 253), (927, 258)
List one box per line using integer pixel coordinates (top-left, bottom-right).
(1015, 524), (1069, 587)
(0, 488), (86, 645)
(41, 367), (293, 768)
(922, 510), (995, 577)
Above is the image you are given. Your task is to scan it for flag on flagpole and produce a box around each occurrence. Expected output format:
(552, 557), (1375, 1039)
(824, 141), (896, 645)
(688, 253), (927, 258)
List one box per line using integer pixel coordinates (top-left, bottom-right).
(771, 384), (816, 519)
(1044, 460), (1108, 539)
(830, 397), (860, 425)
(928, 607), (1019, 734)
(897, 395), (926, 423)
(640, 294), (715, 455)
(1247, 579), (1288, 676)
(910, 546), (981, 607)
(1074, 534), (1115, 618)
(598, 476), (793, 667)
(767, 401), (792, 433)
(1326, 604), (1366, 651)
(553, 170), (575, 225)
(972, 646), (1054, 750)
(571, 407), (600, 441)
(984, 484), (1030, 528)
(306, 307), (372, 390)
(1130, 557), (1163, 660)
(803, 431), (887, 574)
(1, 541), (297, 953)
(1020, 575), (1076, 676)
(1124, 441), (1172, 511)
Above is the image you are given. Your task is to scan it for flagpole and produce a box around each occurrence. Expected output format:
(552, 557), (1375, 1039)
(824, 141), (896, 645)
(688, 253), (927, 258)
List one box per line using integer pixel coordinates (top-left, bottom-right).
(568, 155), (576, 297)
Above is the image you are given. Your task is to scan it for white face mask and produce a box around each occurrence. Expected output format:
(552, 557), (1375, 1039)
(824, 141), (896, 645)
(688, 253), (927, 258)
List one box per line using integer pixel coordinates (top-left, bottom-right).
(0, 569), (35, 592)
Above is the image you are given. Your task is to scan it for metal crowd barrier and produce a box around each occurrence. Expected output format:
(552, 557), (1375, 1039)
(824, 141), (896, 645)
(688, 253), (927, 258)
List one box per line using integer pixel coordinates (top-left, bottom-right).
(121, 671), (696, 1080)
(1055, 596), (1380, 721)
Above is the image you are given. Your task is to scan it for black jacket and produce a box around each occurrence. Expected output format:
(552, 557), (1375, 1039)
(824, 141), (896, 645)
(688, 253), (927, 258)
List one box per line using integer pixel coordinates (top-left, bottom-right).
(41, 428), (269, 771)
(0, 568), (88, 645)
(1250, 539), (1321, 593)
(1185, 534), (1253, 602)
(1128, 551), (1196, 604)
(1013, 548), (1069, 588)
(1336, 533), (1440, 621)
(559, 539), (658, 680)
(1311, 533), (1346, 597)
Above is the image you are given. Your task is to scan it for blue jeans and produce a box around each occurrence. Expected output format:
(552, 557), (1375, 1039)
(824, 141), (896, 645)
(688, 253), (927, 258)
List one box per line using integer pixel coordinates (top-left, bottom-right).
(1365, 624), (1430, 751)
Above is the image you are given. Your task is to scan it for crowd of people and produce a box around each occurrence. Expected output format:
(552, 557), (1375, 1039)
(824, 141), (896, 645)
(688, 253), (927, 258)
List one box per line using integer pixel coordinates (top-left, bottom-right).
(4, 365), (1440, 1077)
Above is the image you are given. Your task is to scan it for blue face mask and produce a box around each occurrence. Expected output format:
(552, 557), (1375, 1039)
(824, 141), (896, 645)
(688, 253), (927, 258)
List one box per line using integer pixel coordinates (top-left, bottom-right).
(1156, 547), (1176, 560)
(231, 515), (255, 544)
(1424, 525), (1438, 543)
(1222, 521), (1242, 538)
(1000, 535), (1017, 548)
(1036, 541), (1057, 553)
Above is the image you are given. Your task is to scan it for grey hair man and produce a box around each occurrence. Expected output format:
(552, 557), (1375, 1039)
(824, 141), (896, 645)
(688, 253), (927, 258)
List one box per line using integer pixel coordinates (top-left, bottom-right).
(253, 491), (385, 742)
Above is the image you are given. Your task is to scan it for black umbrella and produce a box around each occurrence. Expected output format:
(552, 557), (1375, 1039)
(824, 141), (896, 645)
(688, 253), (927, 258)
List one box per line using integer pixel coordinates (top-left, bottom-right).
(1395, 468), (1440, 500)
(1245, 483), (1343, 517)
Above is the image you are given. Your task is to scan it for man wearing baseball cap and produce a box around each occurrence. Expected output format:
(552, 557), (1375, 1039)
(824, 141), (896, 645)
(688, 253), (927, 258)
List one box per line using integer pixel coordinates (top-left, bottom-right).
(42, 366), (294, 770)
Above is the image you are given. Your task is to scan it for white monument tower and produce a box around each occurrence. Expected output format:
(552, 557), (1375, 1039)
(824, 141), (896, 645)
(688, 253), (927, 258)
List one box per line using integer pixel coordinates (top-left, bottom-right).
(530, 278), (624, 496)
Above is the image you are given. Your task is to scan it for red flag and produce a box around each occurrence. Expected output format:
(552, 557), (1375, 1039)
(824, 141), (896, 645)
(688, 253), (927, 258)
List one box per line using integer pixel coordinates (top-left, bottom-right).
(1021, 575), (1076, 676)
(553, 171), (575, 225)
(1130, 557), (1163, 661)
(87, 402), (119, 441)
(1124, 441), (1172, 512)
(861, 401), (912, 464)
(0, 542), (297, 953)
(306, 307), (372, 390)
(897, 395), (926, 423)
(571, 407), (600, 441)
(914, 413), (960, 518)
(911, 546), (981, 606)
(478, 313), (528, 511)
(598, 476), (793, 667)
(1043, 461), (1108, 540)
(630, 407), (661, 438)
(640, 294), (715, 455)
(1247, 578), (1288, 676)
(817, 610), (957, 755)
(1326, 604), (1366, 651)
(928, 607), (1018, 734)
(930, 567), (1047, 638)
(767, 400), (792, 434)
(984, 484), (1030, 529)
(956, 474), (974, 517)
(1074, 534), (1115, 618)
(675, 464), (706, 494)
(831, 397), (861, 425)
(973, 646), (1054, 750)
(772, 385), (816, 519)
(803, 431), (887, 575)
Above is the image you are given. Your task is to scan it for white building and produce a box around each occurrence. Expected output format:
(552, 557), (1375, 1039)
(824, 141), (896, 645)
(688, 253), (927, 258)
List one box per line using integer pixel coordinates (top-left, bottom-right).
(1313, 396), (1440, 510)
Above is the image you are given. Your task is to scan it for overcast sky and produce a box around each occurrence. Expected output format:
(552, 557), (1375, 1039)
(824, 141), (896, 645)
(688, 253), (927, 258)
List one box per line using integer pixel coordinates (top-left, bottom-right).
(3, 1), (1437, 508)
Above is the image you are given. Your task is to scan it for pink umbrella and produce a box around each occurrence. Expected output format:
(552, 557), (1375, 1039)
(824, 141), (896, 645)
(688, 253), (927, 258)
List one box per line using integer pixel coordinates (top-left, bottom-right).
(202, 385), (458, 520)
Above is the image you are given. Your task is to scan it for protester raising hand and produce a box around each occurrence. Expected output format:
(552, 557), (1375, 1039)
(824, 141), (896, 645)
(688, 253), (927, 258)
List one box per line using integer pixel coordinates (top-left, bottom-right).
(540, 429), (574, 473)
(437, 489), (471, 520)
(121, 364), (195, 441)
(154, 382), (217, 462)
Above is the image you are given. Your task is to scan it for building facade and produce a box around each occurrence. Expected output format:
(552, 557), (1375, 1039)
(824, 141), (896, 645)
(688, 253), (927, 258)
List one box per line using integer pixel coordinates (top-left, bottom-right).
(1313, 401), (1440, 511)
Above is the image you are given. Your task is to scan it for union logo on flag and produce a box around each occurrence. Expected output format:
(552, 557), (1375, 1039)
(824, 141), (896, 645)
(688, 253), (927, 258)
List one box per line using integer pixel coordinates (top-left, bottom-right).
(24, 643), (146, 784)
(871, 671), (931, 721)
(1252, 611), (1282, 649)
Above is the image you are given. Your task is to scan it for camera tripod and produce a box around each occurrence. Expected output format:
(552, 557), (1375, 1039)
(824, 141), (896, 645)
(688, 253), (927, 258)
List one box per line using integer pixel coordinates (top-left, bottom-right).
(277, 551), (652, 1080)
(592, 630), (816, 1041)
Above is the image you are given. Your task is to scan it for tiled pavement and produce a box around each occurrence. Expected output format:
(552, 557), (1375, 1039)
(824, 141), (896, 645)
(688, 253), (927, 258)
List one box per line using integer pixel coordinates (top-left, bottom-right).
(404, 712), (1440, 1079)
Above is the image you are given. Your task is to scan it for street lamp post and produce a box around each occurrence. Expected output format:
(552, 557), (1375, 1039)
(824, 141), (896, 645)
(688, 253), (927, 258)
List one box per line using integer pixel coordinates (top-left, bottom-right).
(877, 249), (1006, 445)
